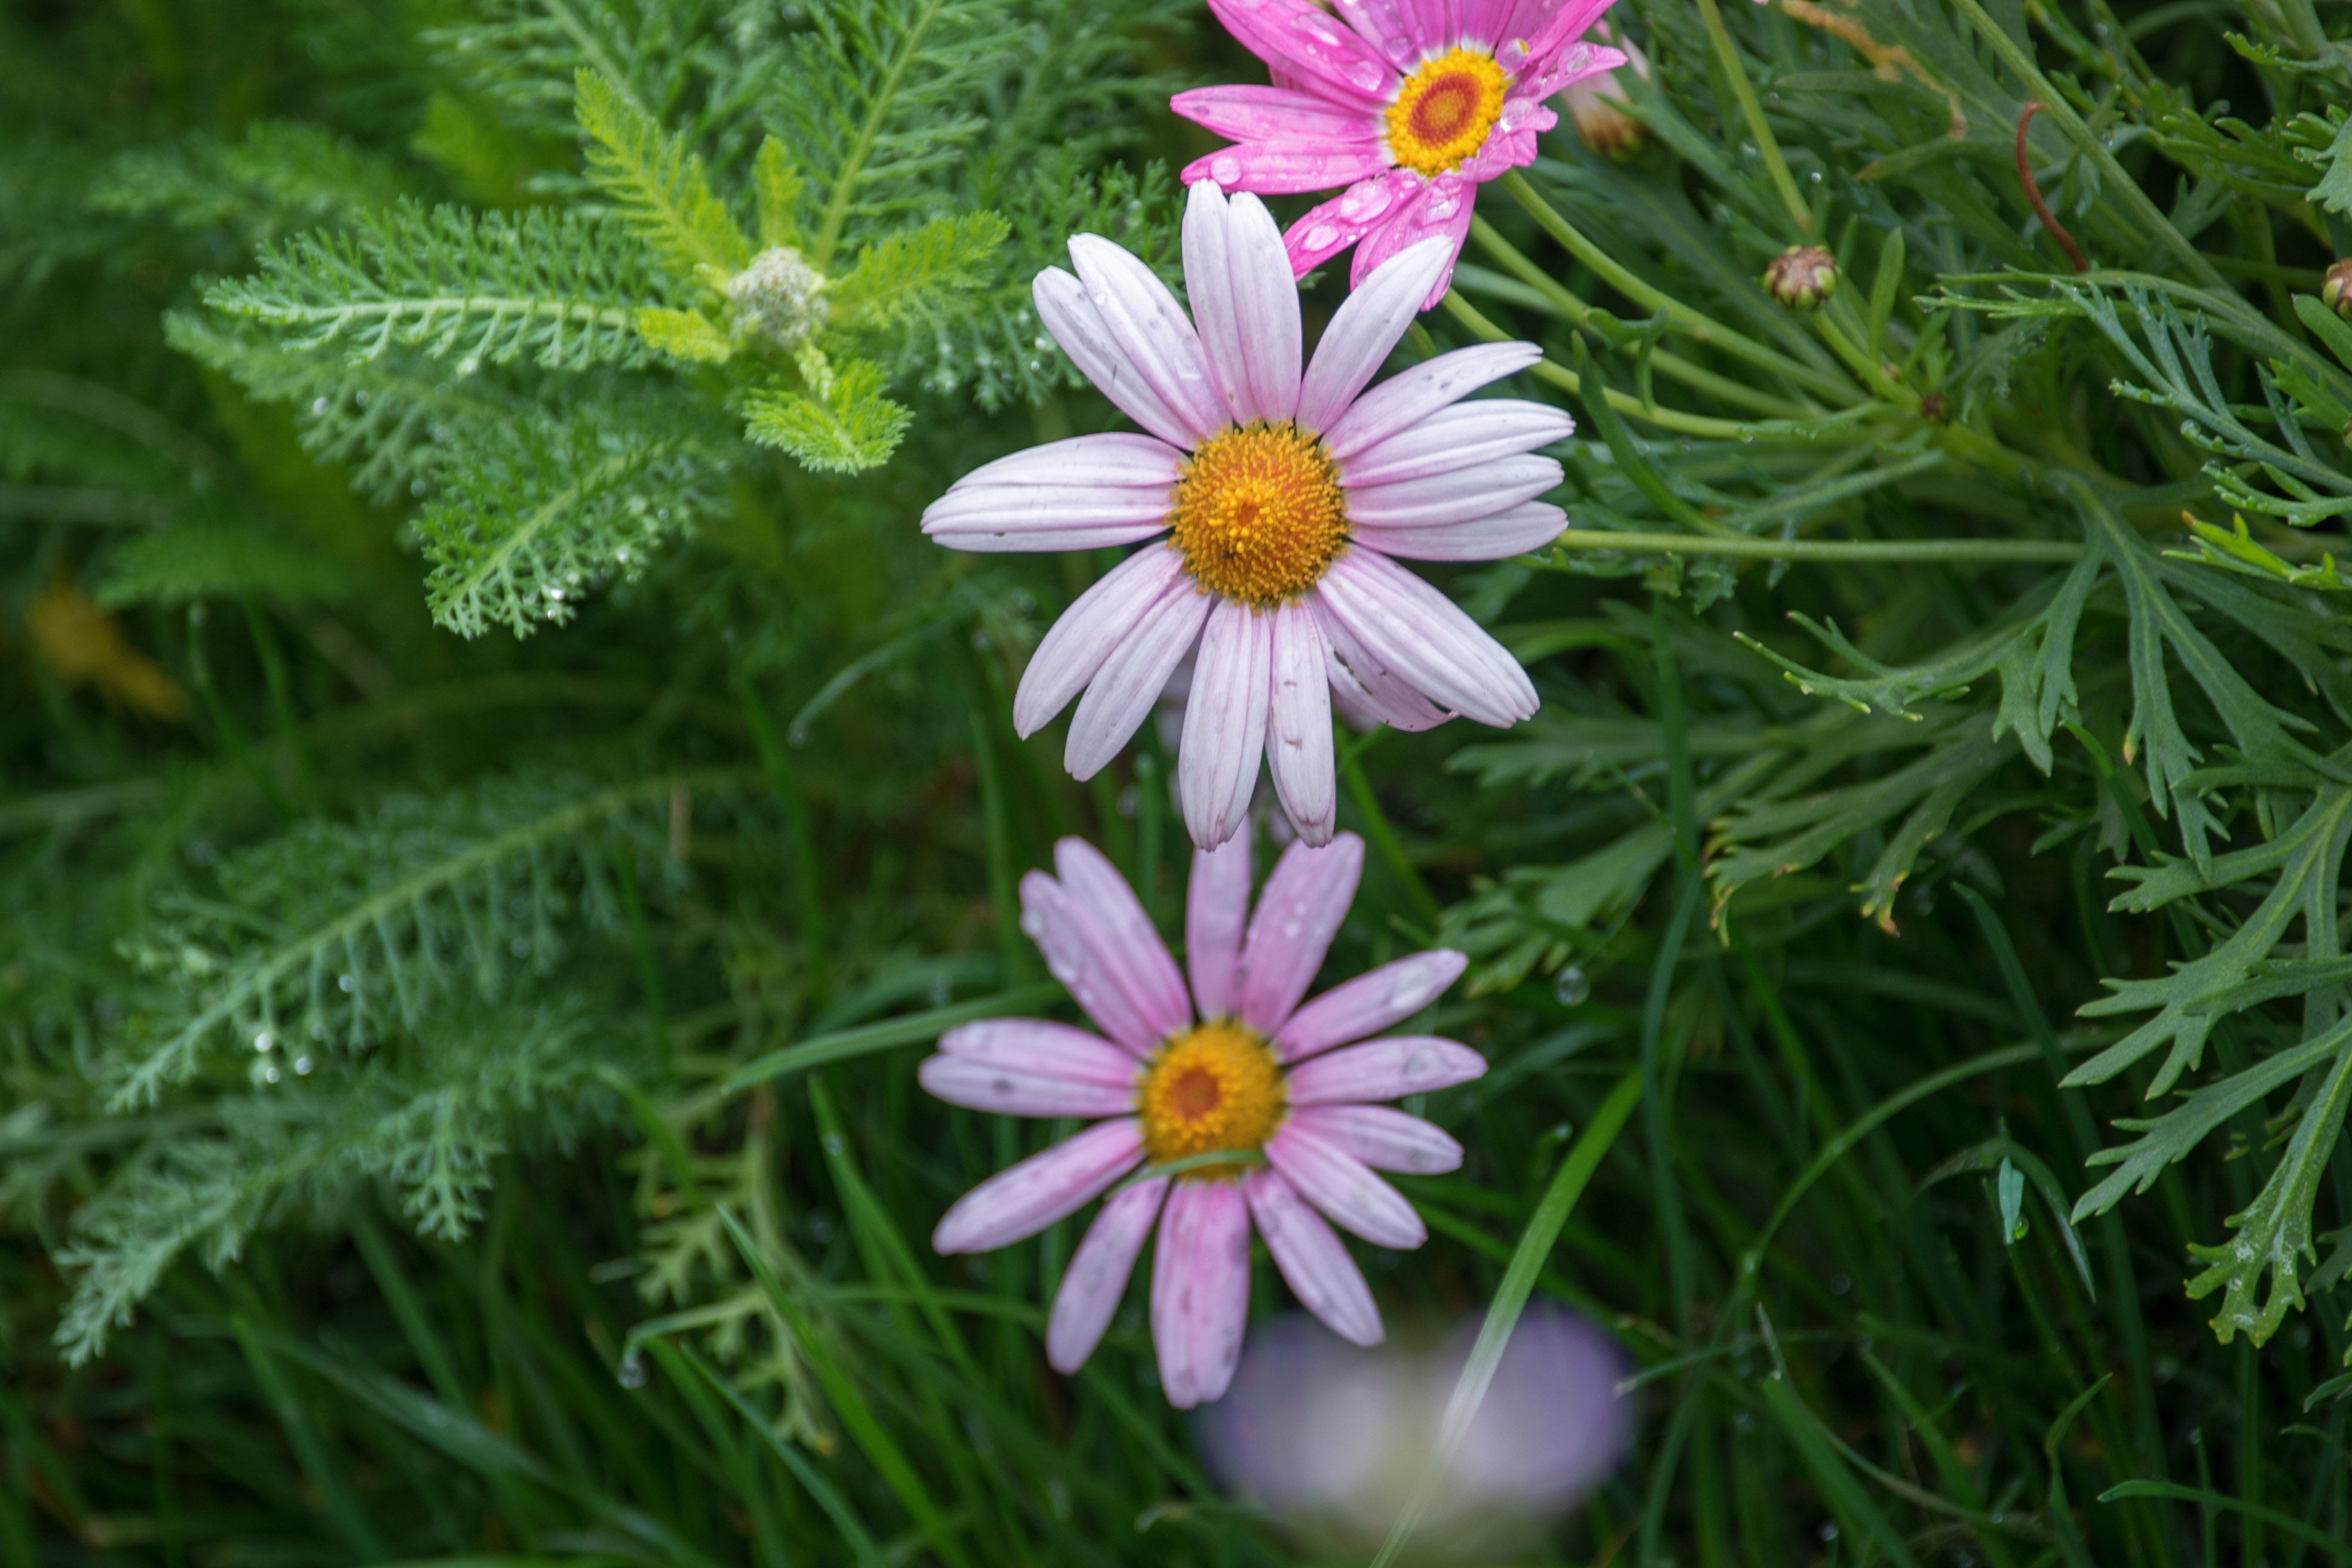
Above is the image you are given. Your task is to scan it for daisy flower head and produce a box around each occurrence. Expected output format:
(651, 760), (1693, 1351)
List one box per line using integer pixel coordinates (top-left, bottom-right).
(920, 832), (1486, 1409)
(922, 182), (1566, 852)
(1172, 0), (1627, 306)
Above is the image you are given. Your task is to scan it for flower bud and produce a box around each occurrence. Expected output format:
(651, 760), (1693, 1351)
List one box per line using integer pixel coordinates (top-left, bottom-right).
(727, 247), (828, 350)
(2324, 259), (2352, 320)
(1558, 23), (1649, 162)
(1762, 246), (1839, 313)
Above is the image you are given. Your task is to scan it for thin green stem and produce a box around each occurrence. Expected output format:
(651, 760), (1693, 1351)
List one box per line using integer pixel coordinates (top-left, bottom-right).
(1692, 0), (1812, 232)
(1497, 171), (1861, 406)
(1468, 216), (1812, 419)
(1438, 291), (1757, 441)
(1946, 0), (2225, 289)
(1546, 528), (2083, 563)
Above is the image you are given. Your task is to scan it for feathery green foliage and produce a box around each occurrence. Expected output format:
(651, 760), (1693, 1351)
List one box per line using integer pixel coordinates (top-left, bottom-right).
(11, 0), (2352, 1565)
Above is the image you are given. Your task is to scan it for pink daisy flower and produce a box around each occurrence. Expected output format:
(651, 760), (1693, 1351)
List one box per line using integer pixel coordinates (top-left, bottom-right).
(920, 832), (1486, 1409)
(1172, 0), (1627, 306)
(921, 182), (1562, 850)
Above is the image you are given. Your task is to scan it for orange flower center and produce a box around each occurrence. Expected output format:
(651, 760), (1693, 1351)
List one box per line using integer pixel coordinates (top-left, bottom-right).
(1385, 48), (1509, 176)
(1168, 421), (1349, 607)
(1137, 1019), (1287, 1175)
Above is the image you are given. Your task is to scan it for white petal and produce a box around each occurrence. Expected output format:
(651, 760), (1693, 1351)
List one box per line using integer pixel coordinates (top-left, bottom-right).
(1346, 455), (1561, 526)
(1265, 1123), (1425, 1248)
(1314, 551), (1536, 727)
(1015, 547), (1190, 738)
(1034, 268), (1199, 449)
(1065, 579), (1213, 780)
(1187, 833), (1255, 1022)
(1151, 1180), (1253, 1408)
(1295, 237), (1456, 433)
(1322, 343), (1543, 461)
(1354, 502), (1568, 562)
(1275, 949), (1467, 1060)
(1179, 599), (1273, 850)
(1244, 1168), (1383, 1346)
(932, 1119), (1143, 1254)
(1226, 192), (1303, 423)
(1052, 837), (1193, 1046)
(1285, 1035), (1488, 1105)
(941, 1018), (1143, 1087)
(917, 1055), (1138, 1117)
(1047, 1177), (1166, 1373)
(1184, 182), (1252, 428)
(1070, 235), (1227, 444)
(1288, 1104), (1463, 1173)
(1338, 401), (1574, 487)
(950, 432), (1185, 492)
(1309, 589), (1451, 733)
(1236, 833), (1364, 1035)
(1265, 601), (1336, 846)
(922, 480), (1174, 553)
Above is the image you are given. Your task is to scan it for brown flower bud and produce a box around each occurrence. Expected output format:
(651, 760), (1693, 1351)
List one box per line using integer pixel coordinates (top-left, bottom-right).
(1921, 391), (1949, 424)
(2324, 259), (2352, 320)
(1559, 23), (1649, 162)
(1763, 246), (1839, 312)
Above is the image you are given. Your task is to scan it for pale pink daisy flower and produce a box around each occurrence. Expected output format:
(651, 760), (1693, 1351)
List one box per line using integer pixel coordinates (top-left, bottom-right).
(921, 182), (1562, 850)
(920, 831), (1485, 1410)
(1172, 0), (1627, 305)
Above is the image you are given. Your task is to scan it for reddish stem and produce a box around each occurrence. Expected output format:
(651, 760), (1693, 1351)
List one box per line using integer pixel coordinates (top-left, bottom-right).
(2016, 101), (2088, 274)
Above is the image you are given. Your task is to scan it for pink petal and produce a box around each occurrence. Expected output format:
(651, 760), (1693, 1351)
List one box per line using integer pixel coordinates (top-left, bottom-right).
(1296, 236), (1456, 431)
(1047, 1176), (1167, 1373)
(1181, 140), (1398, 196)
(1054, 836), (1192, 1043)
(1069, 235), (1227, 445)
(1021, 857), (1183, 1053)
(1338, 400), (1574, 486)
(1355, 501), (1567, 561)
(1151, 1180), (1254, 1408)
(1347, 177), (1474, 312)
(1512, 0), (1619, 70)
(1265, 601), (1336, 846)
(932, 1118), (1144, 1254)
(1187, 833), (1255, 1022)
(1265, 1122), (1425, 1248)
(1244, 1168), (1383, 1346)
(1523, 45), (1625, 100)
(1307, 587), (1451, 732)
(1282, 173), (1421, 279)
(1015, 547), (1189, 739)
(1285, 1034), (1489, 1105)
(1180, 598), (1274, 851)
(1182, 185), (1302, 426)
(1322, 343), (1544, 461)
(1236, 832), (1365, 1034)
(921, 482), (1173, 553)
(950, 432), (1183, 494)
(1331, 0), (1420, 67)
(1275, 948), (1468, 1059)
(1065, 574), (1212, 780)
(1456, 109), (1551, 183)
(918, 1055), (1138, 1117)
(1034, 268), (1200, 449)
(941, 1017), (1143, 1088)
(1170, 84), (1387, 143)
(1348, 454), (1561, 526)
(1314, 549), (1538, 727)
(1205, 0), (1399, 108)
(1290, 1103), (1465, 1173)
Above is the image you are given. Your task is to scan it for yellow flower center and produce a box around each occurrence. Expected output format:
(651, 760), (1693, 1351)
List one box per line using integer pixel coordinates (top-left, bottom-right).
(1168, 421), (1349, 607)
(1385, 48), (1509, 176)
(1137, 1019), (1287, 1176)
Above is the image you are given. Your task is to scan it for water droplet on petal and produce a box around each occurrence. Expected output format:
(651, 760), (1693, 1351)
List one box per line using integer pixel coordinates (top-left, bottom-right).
(1343, 60), (1386, 93)
(1304, 223), (1340, 251)
(1211, 155), (1242, 186)
(1339, 181), (1393, 221)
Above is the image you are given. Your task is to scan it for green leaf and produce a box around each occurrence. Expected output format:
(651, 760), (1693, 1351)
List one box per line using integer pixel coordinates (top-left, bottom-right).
(633, 307), (733, 364)
(754, 137), (804, 250)
(573, 68), (750, 287)
(741, 359), (910, 474)
(826, 211), (1010, 332)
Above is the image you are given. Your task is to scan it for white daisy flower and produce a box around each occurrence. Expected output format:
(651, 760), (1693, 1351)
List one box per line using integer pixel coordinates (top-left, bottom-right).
(923, 180), (1566, 850)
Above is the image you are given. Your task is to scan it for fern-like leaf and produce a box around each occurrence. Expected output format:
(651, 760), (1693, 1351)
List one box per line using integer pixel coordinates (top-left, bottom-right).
(742, 359), (910, 473)
(575, 68), (751, 287)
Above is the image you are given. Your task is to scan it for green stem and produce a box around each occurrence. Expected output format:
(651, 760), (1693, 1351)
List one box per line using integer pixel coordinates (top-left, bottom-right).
(1547, 528), (2083, 563)
(1946, 0), (2225, 289)
(1342, 739), (1442, 930)
(1468, 217), (1812, 419)
(1497, 170), (1860, 406)
(1438, 291), (1756, 441)
(1812, 311), (1921, 411)
(1692, 0), (1812, 232)
(737, 667), (831, 1011)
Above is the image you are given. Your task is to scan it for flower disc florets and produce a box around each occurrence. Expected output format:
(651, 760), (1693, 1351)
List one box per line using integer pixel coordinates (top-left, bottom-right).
(1169, 421), (1349, 607)
(728, 246), (828, 349)
(1137, 1019), (1287, 1171)
(1385, 48), (1509, 176)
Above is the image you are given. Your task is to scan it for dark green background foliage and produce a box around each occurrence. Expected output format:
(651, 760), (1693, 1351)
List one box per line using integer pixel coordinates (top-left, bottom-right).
(7, 0), (2352, 1561)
